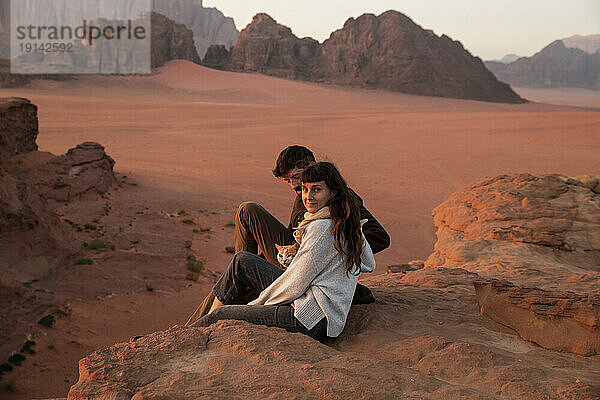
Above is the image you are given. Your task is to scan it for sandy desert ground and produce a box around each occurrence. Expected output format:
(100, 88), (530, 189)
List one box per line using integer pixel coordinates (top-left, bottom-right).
(1, 60), (599, 398)
(514, 86), (600, 110)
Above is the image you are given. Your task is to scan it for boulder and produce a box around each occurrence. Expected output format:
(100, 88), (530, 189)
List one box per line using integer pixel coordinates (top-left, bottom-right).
(426, 173), (600, 294)
(0, 97), (38, 161)
(474, 279), (600, 356)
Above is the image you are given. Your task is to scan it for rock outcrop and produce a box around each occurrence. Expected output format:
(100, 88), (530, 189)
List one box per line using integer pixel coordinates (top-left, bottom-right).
(0, 166), (77, 286)
(0, 97), (119, 365)
(208, 12), (524, 104)
(0, 98), (78, 286)
(426, 173), (600, 293)
(10, 142), (118, 202)
(151, 12), (201, 69)
(474, 279), (600, 356)
(152, 0), (239, 58)
(486, 40), (600, 90)
(228, 13), (320, 80)
(65, 170), (600, 398)
(0, 98), (38, 161)
(67, 268), (599, 399)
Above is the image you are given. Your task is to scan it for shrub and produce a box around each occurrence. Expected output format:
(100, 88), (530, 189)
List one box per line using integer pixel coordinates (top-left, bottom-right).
(74, 258), (94, 265)
(186, 255), (204, 272)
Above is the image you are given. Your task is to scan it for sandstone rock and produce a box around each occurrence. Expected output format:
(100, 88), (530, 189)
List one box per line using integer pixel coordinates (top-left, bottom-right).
(12, 142), (118, 202)
(229, 13), (320, 80)
(0, 167), (77, 286)
(220, 12), (524, 103)
(426, 173), (600, 293)
(386, 259), (426, 274)
(67, 269), (599, 399)
(0, 97), (38, 161)
(202, 44), (232, 70)
(151, 12), (201, 69)
(317, 11), (522, 103)
(474, 279), (600, 356)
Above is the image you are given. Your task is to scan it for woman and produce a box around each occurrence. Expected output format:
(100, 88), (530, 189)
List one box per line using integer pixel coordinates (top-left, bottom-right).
(190, 162), (375, 341)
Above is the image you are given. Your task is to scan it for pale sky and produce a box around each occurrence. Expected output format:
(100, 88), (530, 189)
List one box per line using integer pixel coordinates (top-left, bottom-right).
(204, 0), (600, 60)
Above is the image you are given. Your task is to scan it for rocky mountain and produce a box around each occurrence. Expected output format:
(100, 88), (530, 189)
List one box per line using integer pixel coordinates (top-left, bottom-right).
(485, 40), (600, 90)
(205, 11), (524, 104)
(152, 0), (238, 58)
(562, 34), (600, 54)
(151, 12), (200, 68)
(67, 172), (600, 399)
(495, 54), (521, 64)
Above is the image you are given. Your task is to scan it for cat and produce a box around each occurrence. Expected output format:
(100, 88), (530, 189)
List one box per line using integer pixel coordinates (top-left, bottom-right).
(275, 242), (299, 269)
(275, 219), (368, 269)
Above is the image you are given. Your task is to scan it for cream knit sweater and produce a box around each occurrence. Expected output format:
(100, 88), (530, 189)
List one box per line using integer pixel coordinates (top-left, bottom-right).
(248, 217), (376, 337)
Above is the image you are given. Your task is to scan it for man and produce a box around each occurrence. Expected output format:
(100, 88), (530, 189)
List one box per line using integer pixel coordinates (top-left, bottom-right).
(185, 145), (390, 326)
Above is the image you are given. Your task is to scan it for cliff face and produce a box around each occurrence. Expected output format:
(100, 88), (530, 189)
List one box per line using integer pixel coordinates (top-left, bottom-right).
(0, 98), (38, 161)
(229, 13), (320, 80)
(210, 11), (524, 104)
(152, 0), (239, 58)
(486, 40), (600, 90)
(151, 12), (200, 68)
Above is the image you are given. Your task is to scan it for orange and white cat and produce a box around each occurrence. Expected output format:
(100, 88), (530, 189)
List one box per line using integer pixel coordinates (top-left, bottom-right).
(276, 219), (368, 269)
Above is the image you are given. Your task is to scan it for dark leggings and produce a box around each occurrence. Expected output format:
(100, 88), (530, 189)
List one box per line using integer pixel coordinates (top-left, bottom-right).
(190, 251), (327, 341)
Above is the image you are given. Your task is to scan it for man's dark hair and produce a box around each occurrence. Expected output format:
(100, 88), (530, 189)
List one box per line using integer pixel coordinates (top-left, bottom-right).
(272, 145), (316, 178)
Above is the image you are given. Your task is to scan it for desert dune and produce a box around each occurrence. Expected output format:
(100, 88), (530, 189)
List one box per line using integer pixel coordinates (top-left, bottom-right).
(1, 60), (599, 398)
(3, 61), (600, 267)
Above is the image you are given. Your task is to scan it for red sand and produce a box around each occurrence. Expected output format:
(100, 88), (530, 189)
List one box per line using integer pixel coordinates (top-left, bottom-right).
(1, 60), (599, 398)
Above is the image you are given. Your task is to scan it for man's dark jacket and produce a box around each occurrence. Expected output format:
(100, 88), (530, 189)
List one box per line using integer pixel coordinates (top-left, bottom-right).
(287, 188), (390, 254)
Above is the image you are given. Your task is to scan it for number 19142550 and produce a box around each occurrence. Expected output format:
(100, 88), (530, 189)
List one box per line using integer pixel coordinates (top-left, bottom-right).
(19, 42), (73, 53)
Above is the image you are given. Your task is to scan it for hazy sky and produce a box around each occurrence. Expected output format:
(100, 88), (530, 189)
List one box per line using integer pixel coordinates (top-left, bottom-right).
(204, 0), (600, 60)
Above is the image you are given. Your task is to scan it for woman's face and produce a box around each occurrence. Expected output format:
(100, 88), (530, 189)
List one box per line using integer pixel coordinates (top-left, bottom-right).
(302, 181), (334, 213)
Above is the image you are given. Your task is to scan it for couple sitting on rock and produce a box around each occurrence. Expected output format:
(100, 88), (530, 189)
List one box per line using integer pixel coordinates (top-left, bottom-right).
(186, 145), (390, 341)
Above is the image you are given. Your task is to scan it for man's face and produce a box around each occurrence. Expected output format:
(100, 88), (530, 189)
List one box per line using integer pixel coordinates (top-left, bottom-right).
(282, 167), (304, 195)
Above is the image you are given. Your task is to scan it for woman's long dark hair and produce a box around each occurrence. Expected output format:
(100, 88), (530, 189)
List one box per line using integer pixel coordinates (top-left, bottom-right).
(301, 162), (362, 276)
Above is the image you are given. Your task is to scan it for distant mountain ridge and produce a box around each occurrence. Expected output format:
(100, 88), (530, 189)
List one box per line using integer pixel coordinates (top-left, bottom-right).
(486, 39), (600, 90)
(562, 34), (600, 54)
(205, 11), (523, 104)
(493, 54), (521, 64)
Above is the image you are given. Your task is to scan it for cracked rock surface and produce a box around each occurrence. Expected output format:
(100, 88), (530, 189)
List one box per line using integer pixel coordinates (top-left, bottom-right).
(67, 269), (599, 399)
